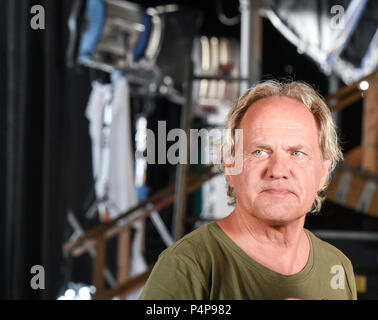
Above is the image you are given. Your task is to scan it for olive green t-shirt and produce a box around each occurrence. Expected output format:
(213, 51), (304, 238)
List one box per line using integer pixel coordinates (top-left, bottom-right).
(139, 222), (357, 300)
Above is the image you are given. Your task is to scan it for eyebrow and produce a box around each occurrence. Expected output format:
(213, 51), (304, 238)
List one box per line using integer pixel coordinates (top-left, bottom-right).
(287, 144), (306, 150)
(249, 143), (272, 150)
(248, 142), (307, 151)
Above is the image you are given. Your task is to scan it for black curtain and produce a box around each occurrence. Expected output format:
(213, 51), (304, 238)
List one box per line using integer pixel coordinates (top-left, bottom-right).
(0, 0), (94, 299)
(0, 0), (203, 300)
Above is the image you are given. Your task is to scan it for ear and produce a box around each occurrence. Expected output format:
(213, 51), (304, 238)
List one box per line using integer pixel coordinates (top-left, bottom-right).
(223, 155), (235, 188)
(319, 159), (331, 189)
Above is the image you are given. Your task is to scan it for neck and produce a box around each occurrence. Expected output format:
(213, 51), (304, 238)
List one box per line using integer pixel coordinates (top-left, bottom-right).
(236, 206), (306, 248)
(217, 206), (310, 275)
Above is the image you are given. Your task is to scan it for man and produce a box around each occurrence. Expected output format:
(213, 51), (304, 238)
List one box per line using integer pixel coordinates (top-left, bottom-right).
(139, 81), (357, 300)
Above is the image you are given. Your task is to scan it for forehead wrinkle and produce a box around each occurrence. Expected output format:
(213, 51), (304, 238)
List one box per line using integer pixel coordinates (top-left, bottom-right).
(245, 119), (315, 140)
(245, 127), (314, 150)
(247, 128), (312, 141)
(252, 120), (307, 130)
(246, 140), (310, 151)
(239, 99), (322, 151)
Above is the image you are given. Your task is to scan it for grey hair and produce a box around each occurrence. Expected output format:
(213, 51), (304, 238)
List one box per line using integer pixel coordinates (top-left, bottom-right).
(220, 80), (343, 214)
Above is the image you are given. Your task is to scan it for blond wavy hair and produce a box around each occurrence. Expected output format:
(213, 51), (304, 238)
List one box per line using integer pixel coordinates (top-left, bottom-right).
(220, 80), (343, 214)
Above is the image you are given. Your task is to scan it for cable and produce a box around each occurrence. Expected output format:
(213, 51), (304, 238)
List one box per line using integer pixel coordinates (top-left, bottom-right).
(216, 0), (241, 26)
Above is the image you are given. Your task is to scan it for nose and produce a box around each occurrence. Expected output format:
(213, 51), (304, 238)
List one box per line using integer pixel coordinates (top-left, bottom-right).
(266, 152), (289, 179)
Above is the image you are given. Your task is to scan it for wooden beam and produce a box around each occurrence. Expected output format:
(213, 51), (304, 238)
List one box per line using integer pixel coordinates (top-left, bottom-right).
(345, 146), (363, 169)
(325, 69), (378, 104)
(68, 170), (219, 257)
(331, 90), (362, 112)
(117, 227), (131, 299)
(103, 266), (154, 300)
(343, 174), (367, 210)
(93, 234), (106, 300)
(362, 74), (378, 174)
(326, 167), (378, 217)
(366, 187), (378, 218)
(63, 165), (214, 255)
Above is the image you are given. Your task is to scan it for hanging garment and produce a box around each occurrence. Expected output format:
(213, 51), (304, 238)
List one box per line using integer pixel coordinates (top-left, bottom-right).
(86, 75), (148, 298)
(86, 76), (137, 219)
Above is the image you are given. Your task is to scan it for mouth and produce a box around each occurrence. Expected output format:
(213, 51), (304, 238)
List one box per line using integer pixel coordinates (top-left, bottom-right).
(262, 189), (293, 196)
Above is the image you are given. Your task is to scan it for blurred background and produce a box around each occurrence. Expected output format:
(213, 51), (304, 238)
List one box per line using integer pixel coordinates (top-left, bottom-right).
(0, 0), (377, 300)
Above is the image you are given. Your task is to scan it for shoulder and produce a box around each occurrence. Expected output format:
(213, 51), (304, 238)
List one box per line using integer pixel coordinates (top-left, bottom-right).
(160, 222), (217, 258)
(305, 229), (357, 299)
(139, 223), (217, 299)
(306, 229), (354, 269)
(154, 222), (224, 279)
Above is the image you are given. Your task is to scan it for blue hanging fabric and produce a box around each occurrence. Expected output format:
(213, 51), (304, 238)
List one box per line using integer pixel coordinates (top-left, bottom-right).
(133, 10), (151, 62)
(77, 0), (105, 64)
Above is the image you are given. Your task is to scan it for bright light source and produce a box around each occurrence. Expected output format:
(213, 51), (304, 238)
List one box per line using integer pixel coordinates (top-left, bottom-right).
(64, 288), (76, 300)
(78, 286), (91, 300)
(358, 80), (369, 91)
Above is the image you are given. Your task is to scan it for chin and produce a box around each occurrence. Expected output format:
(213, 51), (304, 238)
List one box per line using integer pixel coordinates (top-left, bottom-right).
(254, 204), (305, 226)
(264, 216), (300, 227)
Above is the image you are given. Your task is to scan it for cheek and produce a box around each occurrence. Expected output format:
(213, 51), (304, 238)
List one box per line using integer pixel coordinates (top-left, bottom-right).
(297, 164), (323, 197)
(231, 172), (254, 191)
(231, 163), (258, 192)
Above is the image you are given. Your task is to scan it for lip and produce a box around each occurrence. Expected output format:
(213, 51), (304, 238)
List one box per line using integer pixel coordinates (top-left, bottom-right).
(262, 188), (293, 196)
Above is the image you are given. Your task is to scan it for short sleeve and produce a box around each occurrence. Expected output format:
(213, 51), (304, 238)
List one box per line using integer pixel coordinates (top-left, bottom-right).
(139, 249), (209, 300)
(344, 258), (357, 300)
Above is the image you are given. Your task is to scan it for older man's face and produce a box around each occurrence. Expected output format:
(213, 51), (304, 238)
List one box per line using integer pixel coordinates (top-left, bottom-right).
(226, 96), (331, 225)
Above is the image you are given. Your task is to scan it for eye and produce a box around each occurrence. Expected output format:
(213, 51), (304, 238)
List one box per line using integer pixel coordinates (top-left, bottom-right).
(253, 150), (266, 157)
(292, 151), (303, 157)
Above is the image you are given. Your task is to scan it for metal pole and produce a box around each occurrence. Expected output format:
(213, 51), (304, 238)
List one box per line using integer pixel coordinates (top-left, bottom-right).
(172, 59), (194, 241)
(328, 73), (340, 128)
(312, 229), (378, 241)
(67, 211), (117, 288)
(250, 0), (262, 85)
(239, 0), (250, 94)
(239, 0), (262, 94)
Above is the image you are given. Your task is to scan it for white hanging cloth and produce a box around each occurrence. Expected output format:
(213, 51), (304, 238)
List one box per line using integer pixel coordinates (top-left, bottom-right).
(85, 75), (147, 298)
(85, 76), (137, 219)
